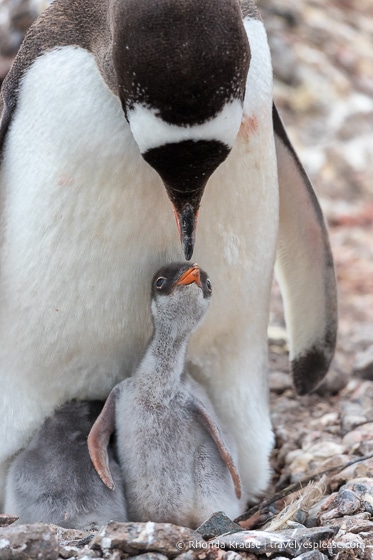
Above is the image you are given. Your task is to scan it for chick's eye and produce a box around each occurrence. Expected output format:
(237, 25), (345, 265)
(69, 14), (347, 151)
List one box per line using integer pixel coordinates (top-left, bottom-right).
(155, 277), (167, 289)
(206, 279), (212, 291)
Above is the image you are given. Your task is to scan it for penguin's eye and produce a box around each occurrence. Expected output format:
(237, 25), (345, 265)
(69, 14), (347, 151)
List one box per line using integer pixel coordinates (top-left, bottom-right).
(206, 279), (212, 292)
(155, 277), (167, 289)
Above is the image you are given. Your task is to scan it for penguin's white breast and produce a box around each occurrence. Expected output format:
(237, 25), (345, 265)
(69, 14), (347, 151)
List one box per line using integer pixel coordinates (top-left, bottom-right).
(0, 46), (182, 399)
(0, 26), (278, 403)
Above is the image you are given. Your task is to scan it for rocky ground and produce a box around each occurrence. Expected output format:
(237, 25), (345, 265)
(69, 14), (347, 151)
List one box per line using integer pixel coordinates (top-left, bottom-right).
(0, 0), (372, 558)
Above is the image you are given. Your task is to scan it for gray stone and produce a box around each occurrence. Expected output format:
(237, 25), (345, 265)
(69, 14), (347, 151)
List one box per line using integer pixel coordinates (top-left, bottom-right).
(196, 512), (242, 539)
(340, 478), (373, 497)
(90, 522), (204, 556)
(343, 423), (373, 455)
(130, 553), (169, 560)
(329, 458), (373, 492)
(270, 372), (292, 394)
(354, 346), (373, 380)
(0, 522), (59, 559)
(319, 489), (361, 522)
(295, 551), (328, 560)
(77, 553), (102, 560)
(336, 489), (362, 515)
(209, 526), (338, 557)
(55, 525), (93, 546)
(315, 363), (350, 396)
(175, 552), (196, 560)
(332, 532), (365, 558)
(318, 514), (373, 533)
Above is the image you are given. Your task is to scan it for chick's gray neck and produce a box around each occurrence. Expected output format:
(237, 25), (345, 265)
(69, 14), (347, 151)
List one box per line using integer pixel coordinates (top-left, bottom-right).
(135, 319), (191, 391)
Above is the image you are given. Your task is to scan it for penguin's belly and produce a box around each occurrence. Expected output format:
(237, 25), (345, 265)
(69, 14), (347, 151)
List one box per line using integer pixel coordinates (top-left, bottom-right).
(0, 47), (278, 463)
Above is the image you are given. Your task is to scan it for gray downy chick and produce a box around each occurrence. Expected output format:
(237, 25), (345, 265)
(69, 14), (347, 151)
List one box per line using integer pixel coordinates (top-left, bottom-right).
(5, 400), (127, 529)
(88, 262), (245, 528)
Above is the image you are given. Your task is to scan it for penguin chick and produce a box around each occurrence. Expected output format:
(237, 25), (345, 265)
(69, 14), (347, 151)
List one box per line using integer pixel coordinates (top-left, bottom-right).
(5, 401), (127, 529)
(88, 262), (244, 528)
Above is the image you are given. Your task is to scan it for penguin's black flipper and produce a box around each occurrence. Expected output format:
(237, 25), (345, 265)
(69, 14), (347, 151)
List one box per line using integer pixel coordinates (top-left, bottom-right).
(0, 91), (12, 156)
(273, 103), (337, 395)
(88, 386), (120, 490)
(189, 397), (242, 499)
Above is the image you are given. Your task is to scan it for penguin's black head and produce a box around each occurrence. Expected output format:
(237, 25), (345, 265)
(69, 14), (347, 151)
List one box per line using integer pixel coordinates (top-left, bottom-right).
(112, 0), (251, 259)
(150, 262), (212, 333)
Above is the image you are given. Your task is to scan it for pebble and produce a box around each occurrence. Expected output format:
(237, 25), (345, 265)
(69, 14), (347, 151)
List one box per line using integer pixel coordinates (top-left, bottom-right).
(130, 554), (169, 560)
(293, 552), (328, 560)
(315, 365), (350, 396)
(343, 423), (373, 455)
(286, 441), (346, 482)
(270, 372), (292, 394)
(0, 522), (59, 560)
(196, 512), (242, 539)
(354, 346), (373, 380)
(330, 458), (373, 492)
(319, 488), (361, 522)
(209, 527), (338, 558)
(332, 532), (365, 559)
(90, 522), (204, 556)
(318, 514), (373, 533)
(341, 478), (373, 496)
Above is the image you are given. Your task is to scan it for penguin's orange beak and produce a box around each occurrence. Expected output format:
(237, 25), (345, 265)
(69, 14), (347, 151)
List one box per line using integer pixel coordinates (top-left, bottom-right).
(175, 264), (202, 288)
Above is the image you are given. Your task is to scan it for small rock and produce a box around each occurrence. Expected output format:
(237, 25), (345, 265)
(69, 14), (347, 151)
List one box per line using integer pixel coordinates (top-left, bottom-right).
(363, 496), (373, 515)
(294, 551), (328, 560)
(320, 489), (361, 522)
(329, 458), (373, 491)
(332, 532), (365, 559)
(319, 453), (353, 472)
(209, 526), (338, 557)
(354, 346), (373, 380)
(90, 522), (204, 556)
(58, 545), (80, 559)
(176, 552), (196, 560)
(178, 549), (254, 560)
(270, 371), (292, 394)
(196, 512), (242, 539)
(315, 364), (350, 396)
(318, 412), (340, 427)
(286, 441), (345, 482)
(268, 326), (288, 348)
(0, 522), (59, 559)
(340, 385), (373, 433)
(76, 554), (101, 560)
(342, 423), (373, 455)
(350, 381), (373, 401)
(335, 488), (362, 515)
(361, 533), (373, 560)
(340, 478), (373, 497)
(302, 441), (345, 457)
(130, 554), (169, 560)
(55, 525), (93, 545)
(318, 513), (373, 533)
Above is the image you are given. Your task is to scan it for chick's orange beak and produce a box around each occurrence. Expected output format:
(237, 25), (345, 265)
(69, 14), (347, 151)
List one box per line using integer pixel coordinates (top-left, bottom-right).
(175, 264), (202, 288)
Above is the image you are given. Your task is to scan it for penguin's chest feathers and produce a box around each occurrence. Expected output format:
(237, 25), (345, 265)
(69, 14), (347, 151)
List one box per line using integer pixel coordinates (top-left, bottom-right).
(0, 46), (278, 400)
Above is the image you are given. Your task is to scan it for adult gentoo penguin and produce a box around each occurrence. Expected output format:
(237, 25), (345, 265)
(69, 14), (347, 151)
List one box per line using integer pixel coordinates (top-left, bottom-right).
(0, 0), (337, 505)
(88, 262), (243, 527)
